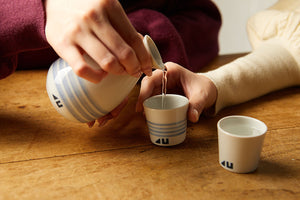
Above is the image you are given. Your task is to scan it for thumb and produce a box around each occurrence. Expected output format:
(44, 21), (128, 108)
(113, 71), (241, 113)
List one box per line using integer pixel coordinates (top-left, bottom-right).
(187, 95), (205, 123)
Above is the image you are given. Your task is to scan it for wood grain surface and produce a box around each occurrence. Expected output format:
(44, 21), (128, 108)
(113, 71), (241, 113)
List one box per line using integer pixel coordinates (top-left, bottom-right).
(0, 54), (299, 200)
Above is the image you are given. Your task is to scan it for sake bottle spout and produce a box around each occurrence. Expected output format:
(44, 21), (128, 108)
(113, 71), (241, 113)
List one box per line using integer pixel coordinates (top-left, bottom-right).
(143, 35), (165, 70)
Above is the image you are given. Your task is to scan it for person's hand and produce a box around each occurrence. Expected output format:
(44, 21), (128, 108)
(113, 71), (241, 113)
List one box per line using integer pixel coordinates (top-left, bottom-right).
(136, 62), (218, 122)
(87, 97), (129, 128)
(44, 0), (152, 83)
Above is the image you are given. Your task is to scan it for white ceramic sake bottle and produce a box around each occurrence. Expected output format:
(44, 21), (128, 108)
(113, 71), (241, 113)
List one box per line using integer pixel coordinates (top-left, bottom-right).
(46, 35), (164, 123)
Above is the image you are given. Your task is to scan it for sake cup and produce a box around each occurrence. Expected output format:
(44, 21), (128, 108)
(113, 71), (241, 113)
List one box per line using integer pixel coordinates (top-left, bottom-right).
(143, 94), (189, 146)
(218, 115), (267, 173)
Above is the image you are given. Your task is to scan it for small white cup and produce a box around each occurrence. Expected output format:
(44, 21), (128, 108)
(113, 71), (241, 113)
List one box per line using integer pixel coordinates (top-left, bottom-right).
(143, 94), (189, 146)
(217, 115), (267, 173)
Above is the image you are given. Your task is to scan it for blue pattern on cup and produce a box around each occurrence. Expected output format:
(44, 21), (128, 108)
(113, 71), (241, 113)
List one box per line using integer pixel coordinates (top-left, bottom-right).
(146, 119), (187, 137)
(67, 66), (107, 119)
(53, 59), (87, 122)
(52, 59), (108, 122)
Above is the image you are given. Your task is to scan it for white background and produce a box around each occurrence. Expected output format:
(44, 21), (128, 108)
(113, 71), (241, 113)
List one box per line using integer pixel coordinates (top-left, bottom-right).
(212, 0), (278, 54)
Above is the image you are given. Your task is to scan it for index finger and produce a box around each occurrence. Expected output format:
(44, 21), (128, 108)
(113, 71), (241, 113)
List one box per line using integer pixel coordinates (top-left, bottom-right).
(105, 1), (152, 75)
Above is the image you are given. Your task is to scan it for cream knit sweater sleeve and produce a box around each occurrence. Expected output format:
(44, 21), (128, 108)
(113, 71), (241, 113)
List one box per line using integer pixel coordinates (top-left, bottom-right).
(201, 7), (300, 115)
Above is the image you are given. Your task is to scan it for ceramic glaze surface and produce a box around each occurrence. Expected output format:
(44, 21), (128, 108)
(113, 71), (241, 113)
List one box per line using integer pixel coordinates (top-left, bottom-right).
(46, 35), (164, 123)
(46, 58), (139, 123)
(217, 115), (267, 173)
(143, 94), (189, 146)
(143, 35), (165, 70)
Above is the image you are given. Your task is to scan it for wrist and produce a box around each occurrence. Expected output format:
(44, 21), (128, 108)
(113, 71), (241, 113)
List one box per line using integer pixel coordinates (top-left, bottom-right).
(197, 73), (217, 116)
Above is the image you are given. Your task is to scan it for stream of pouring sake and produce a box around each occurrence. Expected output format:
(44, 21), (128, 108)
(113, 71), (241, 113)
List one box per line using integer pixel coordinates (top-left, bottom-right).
(142, 35), (167, 109)
(161, 66), (167, 109)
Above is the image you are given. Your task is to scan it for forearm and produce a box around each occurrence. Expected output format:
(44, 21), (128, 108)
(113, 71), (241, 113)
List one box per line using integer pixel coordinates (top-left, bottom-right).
(201, 40), (300, 114)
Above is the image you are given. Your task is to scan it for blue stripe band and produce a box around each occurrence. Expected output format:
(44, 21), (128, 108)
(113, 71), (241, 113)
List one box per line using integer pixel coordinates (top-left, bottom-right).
(67, 69), (106, 119)
(53, 59), (88, 122)
(146, 119), (186, 137)
(149, 129), (186, 137)
(146, 119), (186, 127)
(77, 77), (108, 115)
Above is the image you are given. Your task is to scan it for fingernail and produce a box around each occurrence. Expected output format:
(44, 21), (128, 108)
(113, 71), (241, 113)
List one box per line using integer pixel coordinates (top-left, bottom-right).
(98, 119), (108, 127)
(193, 109), (199, 122)
(117, 67), (126, 74)
(87, 121), (95, 128)
(135, 104), (141, 112)
(133, 71), (143, 78)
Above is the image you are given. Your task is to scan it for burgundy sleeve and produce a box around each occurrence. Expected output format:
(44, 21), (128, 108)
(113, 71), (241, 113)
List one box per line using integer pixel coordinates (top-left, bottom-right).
(128, 9), (190, 68)
(0, 0), (49, 79)
(0, 0), (221, 79)
(127, 0), (221, 72)
(169, 1), (221, 71)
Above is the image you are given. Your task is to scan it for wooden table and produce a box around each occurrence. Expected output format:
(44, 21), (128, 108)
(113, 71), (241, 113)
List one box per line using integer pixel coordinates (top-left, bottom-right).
(0, 54), (299, 199)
